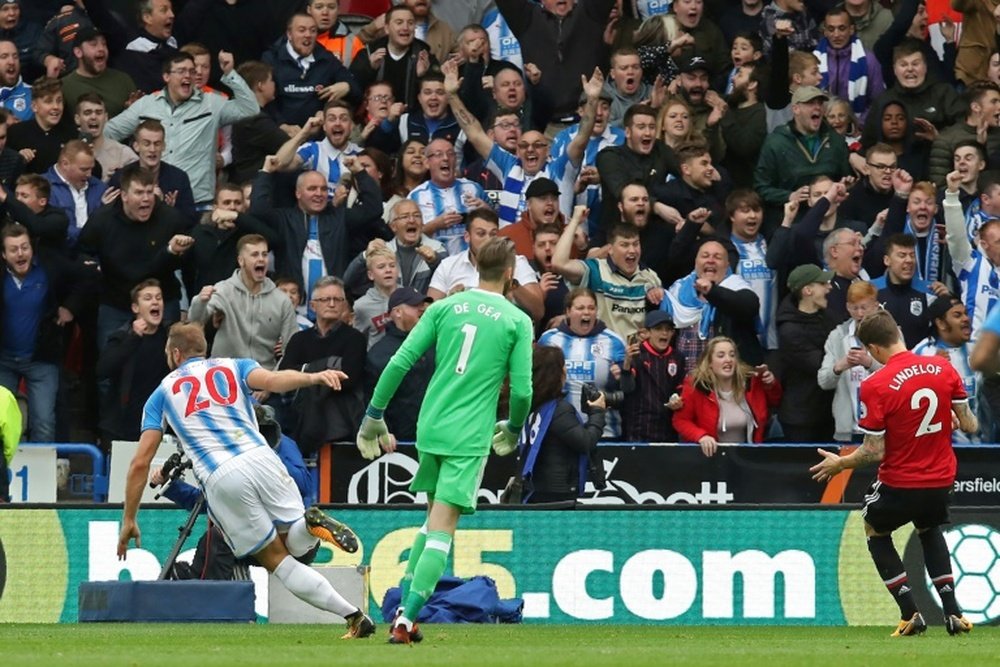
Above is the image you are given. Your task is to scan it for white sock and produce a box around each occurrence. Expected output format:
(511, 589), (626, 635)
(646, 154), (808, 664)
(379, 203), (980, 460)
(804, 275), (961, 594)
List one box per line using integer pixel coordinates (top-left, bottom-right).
(273, 555), (357, 617)
(285, 517), (318, 558)
(396, 614), (414, 631)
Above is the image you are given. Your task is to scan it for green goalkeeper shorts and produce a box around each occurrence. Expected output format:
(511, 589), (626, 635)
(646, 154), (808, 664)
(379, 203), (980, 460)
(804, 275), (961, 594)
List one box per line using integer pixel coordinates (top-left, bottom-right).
(411, 452), (489, 515)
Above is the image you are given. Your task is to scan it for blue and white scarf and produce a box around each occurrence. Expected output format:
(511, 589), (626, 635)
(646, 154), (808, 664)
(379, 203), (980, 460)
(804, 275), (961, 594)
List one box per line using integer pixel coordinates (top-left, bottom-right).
(661, 270), (750, 341)
(903, 215), (940, 283)
(814, 36), (868, 116)
(965, 198), (1000, 243)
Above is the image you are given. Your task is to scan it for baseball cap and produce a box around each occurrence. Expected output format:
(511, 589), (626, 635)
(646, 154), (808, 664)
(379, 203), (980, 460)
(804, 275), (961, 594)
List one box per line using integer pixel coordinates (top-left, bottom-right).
(678, 54), (710, 74)
(578, 88), (613, 106)
(0, 0), (18, 5)
(645, 311), (675, 329)
(787, 263), (835, 293)
(791, 86), (829, 105)
(525, 177), (559, 199)
(388, 287), (432, 311)
(926, 294), (961, 322)
(74, 25), (104, 47)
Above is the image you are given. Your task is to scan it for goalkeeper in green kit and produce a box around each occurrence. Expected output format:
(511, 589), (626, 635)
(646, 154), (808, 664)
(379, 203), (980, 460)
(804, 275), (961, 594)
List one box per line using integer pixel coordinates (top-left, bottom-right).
(357, 233), (534, 645)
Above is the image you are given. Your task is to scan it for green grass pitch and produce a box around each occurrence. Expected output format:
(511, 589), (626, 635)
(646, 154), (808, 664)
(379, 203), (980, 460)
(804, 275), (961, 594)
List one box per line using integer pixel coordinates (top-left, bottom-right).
(1, 624), (996, 667)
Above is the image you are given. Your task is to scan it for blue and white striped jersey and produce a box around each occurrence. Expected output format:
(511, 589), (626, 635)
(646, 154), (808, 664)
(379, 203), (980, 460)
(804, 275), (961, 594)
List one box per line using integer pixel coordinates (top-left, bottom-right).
(485, 144), (579, 226)
(635, 0), (673, 20)
(732, 235), (778, 350)
(407, 178), (487, 255)
(551, 123), (625, 237)
(956, 250), (1000, 341)
(482, 8), (523, 69)
(538, 325), (627, 437)
(296, 138), (362, 197)
(141, 357), (266, 482)
(912, 336), (980, 443)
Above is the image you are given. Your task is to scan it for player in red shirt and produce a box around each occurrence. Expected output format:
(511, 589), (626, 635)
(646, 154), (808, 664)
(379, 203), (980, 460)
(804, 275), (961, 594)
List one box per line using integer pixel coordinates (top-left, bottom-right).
(811, 310), (979, 637)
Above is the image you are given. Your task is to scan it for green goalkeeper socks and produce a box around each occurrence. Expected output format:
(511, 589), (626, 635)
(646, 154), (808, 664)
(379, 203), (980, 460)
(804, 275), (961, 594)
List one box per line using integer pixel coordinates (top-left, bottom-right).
(399, 524), (428, 602)
(402, 530), (452, 621)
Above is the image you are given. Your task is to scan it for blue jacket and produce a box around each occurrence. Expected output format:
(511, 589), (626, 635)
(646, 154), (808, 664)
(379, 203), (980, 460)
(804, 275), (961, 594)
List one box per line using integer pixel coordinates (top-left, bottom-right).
(263, 38), (361, 126)
(44, 165), (108, 247)
(0, 78), (32, 122)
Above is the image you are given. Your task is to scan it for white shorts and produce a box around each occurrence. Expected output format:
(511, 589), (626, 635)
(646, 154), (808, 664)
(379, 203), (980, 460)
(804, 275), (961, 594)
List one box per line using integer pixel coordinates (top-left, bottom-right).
(202, 446), (304, 558)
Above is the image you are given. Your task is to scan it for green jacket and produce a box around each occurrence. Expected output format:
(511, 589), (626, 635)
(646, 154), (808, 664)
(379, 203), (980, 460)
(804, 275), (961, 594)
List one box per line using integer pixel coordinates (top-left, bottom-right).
(754, 121), (851, 206)
(0, 385), (22, 463)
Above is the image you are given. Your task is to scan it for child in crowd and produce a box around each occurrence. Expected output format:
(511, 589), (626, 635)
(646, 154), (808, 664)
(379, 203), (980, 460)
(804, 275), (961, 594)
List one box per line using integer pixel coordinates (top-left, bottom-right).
(620, 311), (686, 442)
(353, 247), (399, 348)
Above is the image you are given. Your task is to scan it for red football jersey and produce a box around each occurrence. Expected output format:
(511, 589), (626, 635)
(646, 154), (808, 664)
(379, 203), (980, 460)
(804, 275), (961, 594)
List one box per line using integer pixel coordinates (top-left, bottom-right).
(858, 350), (968, 488)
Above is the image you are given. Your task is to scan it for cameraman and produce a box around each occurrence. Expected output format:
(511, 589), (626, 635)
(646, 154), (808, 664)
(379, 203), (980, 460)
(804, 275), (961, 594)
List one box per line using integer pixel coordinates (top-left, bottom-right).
(151, 405), (316, 579)
(517, 346), (607, 504)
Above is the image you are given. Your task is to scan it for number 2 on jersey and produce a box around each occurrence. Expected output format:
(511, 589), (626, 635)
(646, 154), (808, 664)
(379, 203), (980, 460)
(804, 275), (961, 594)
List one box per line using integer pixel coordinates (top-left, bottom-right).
(171, 366), (239, 417)
(455, 323), (478, 375)
(911, 387), (943, 437)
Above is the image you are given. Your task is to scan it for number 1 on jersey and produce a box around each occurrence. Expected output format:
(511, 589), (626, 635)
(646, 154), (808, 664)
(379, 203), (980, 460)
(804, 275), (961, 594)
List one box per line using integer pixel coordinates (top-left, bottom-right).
(455, 323), (478, 375)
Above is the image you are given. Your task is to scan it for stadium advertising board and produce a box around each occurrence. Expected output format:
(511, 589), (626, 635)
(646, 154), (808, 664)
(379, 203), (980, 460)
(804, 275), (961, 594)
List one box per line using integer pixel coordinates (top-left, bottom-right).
(2, 507), (999, 627)
(331, 444), (1000, 506)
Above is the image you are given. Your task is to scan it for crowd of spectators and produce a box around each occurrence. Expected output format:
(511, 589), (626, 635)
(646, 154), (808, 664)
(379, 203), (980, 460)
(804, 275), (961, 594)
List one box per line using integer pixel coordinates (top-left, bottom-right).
(3, 0), (1000, 464)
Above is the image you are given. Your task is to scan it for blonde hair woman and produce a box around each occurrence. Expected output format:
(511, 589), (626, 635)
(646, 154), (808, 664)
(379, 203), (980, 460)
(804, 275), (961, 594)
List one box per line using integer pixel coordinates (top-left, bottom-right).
(672, 337), (781, 457)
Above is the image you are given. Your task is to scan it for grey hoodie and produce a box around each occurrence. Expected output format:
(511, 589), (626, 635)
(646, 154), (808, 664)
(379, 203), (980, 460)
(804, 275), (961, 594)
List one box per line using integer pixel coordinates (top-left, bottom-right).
(353, 286), (392, 349)
(603, 80), (652, 128)
(188, 270), (298, 368)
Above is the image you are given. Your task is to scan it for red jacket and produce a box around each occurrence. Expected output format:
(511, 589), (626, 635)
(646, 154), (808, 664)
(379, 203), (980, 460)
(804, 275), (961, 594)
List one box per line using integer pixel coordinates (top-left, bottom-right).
(672, 375), (783, 444)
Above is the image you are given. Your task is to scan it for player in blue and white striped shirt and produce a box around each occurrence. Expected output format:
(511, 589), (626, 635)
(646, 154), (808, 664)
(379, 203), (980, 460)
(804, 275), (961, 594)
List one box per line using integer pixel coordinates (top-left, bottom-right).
(118, 323), (376, 638)
(442, 59), (605, 226)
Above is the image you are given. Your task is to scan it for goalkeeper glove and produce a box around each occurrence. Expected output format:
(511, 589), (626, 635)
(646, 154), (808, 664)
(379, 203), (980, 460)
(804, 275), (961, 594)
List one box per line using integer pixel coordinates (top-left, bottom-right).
(491, 420), (519, 456)
(357, 410), (391, 460)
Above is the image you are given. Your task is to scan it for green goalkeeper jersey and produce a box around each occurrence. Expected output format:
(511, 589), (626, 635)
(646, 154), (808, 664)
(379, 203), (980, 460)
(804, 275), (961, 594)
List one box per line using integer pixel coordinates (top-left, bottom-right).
(370, 288), (534, 456)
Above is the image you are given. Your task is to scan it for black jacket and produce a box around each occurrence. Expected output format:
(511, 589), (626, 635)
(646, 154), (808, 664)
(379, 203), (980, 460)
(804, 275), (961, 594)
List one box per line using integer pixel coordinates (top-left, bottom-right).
(595, 141), (678, 236)
(840, 178), (895, 228)
(0, 249), (94, 364)
(279, 321), (367, 450)
(0, 198), (69, 257)
(496, 0), (616, 116)
(525, 398), (605, 501)
(774, 295), (835, 430)
(84, 0), (190, 92)
(77, 200), (192, 311)
(263, 38), (362, 126)
(349, 37), (436, 110)
(188, 212), (276, 294)
(365, 322), (435, 441)
(250, 170), (386, 291)
(96, 322), (170, 441)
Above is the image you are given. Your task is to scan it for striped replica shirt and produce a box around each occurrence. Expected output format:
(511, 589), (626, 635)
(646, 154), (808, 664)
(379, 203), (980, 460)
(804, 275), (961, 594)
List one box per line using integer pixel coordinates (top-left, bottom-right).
(577, 257), (661, 339)
(551, 123), (625, 237)
(407, 178), (487, 255)
(296, 138), (362, 198)
(141, 357), (265, 483)
(943, 190), (1000, 341)
(911, 336), (980, 443)
(538, 324), (627, 437)
(482, 8), (524, 69)
(485, 144), (579, 226)
(732, 235), (777, 350)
